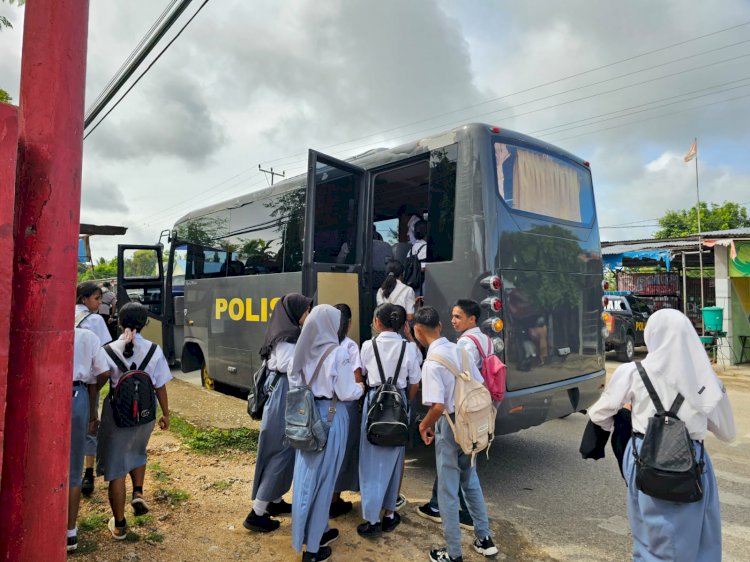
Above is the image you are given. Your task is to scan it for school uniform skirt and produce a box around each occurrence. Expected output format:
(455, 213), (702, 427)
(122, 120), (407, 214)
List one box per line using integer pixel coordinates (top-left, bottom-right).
(96, 398), (155, 482)
(251, 372), (295, 502)
(358, 388), (406, 524)
(69, 384), (90, 487)
(623, 437), (722, 562)
(292, 400), (349, 553)
(334, 400), (361, 493)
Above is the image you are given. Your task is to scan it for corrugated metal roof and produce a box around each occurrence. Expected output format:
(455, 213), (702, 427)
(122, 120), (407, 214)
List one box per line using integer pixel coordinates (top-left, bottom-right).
(701, 227), (750, 237)
(602, 240), (702, 255)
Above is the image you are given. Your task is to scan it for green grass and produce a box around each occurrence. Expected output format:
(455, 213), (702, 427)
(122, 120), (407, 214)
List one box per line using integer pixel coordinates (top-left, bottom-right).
(78, 513), (108, 532)
(133, 514), (154, 527)
(124, 530), (141, 543)
(145, 531), (165, 544)
(168, 414), (259, 454)
(149, 462), (170, 482)
(213, 479), (233, 491)
(154, 487), (190, 506)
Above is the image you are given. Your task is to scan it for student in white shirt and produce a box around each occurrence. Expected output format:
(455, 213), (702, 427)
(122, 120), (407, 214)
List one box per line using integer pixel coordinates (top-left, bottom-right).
(415, 307), (498, 562)
(289, 305), (365, 562)
(67, 328), (110, 552)
(376, 261), (416, 320)
(357, 304), (421, 539)
(245, 293), (313, 533)
(588, 309), (735, 562)
(330, 303), (364, 518)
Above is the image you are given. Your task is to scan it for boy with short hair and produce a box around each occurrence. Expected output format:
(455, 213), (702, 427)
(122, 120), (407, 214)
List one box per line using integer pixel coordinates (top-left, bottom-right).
(414, 307), (497, 562)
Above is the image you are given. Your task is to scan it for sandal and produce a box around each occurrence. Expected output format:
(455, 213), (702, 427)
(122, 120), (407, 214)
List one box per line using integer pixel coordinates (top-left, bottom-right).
(131, 493), (150, 516)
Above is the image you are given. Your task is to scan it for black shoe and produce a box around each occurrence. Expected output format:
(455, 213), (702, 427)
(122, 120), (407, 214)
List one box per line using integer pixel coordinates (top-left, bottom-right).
(320, 527), (339, 547)
(81, 471), (94, 496)
(66, 535), (78, 552)
(429, 548), (463, 562)
(472, 536), (498, 557)
(329, 497), (353, 518)
(356, 521), (382, 539)
(243, 511), (280, 533)
(381, 511), (401, 533)
(131, 494), (150, 516)
(416, 502), (442, 523)
(459, 510), (474, 531)
(302, 546), (332, 561)
(266, 499), (292, 516)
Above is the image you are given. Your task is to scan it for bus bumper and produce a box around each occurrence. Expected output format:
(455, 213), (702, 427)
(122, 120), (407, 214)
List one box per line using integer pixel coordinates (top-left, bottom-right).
(495, 370), (606, 435)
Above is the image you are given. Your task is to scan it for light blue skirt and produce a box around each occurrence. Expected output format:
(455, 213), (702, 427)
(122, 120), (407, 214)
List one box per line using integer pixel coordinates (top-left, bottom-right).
(334, 400), (361, 493)
(96, 398), (155, 482)
(624, 437), (722, 562)
(358, 389), (406, 524)
(69, 386), (89, 487)
(292, 400), (348, 552)
(251, 373), (294, 502)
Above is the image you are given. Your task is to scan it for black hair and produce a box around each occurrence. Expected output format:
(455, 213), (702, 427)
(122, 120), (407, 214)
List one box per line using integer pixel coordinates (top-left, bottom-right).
(454, 299), (481, 323)
(76, 281), (102, 304)
(118, 302), (149, 358)
(413, 220), (429, 241)
(374, 303), (406, 332)
(334, 303), (352, 343)
(413, 306), (440, 329)
(102, 281), (112, 289)
(397, 204), (420, 217)
(380, 260), (404, 299)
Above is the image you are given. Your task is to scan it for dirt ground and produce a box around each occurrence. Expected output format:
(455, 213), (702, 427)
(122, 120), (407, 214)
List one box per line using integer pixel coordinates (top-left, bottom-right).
(72, 379), (554, 562)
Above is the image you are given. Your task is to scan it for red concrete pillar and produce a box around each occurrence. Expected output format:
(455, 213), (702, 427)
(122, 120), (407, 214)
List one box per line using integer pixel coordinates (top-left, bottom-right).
(0, 103), (19, 484)
(0, 1), (90, 560)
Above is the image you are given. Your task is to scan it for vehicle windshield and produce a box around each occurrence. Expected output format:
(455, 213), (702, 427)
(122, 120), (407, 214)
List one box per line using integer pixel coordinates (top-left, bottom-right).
(494, 141), (595, 224)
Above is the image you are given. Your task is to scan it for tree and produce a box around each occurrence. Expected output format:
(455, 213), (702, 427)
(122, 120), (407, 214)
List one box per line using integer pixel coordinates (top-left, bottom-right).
(123, 250), (158, 278)
(1, 1), (25, 104)
(654, 201), (750, 238)
(77, 257), (118, 282)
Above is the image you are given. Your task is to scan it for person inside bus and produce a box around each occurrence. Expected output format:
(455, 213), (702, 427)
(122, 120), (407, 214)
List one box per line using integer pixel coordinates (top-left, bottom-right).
(397, 204), (424, 245)
(406, 220), (430, 297)
(289, 305), (365, 562)
(330, 304), (364, 519)
(376, 261), (416, 321)
(244, 293), (313, 534)
(587, 309), (735, 561)
(357, 304), (421, 539)
(372, 227), (393, 289)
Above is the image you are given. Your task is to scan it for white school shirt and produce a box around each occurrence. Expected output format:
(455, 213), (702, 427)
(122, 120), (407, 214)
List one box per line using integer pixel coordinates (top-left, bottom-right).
(376, 280), (416, 315)
(268, 341), (295, 373)
(75, 304), (112, 346)
(457, 327), (493, 372)
(104, 333), (173, 389)
(421, 337), (483, 414)
(588, 362), (736, 442)
(288, 346), (364, 401)
(408, 240), (428, 269)
(341, 336), (362, 374)
(73, 328), (109, 384)
(360, 332), (421, 389)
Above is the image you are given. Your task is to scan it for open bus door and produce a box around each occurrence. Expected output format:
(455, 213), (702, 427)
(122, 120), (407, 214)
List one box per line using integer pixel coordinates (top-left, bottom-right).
(303, 150), (370, 342)
(116, 244), (175, 362)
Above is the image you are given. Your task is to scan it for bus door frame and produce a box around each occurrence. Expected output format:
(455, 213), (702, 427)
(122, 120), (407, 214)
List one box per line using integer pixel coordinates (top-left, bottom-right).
(303, 150), (372, 342)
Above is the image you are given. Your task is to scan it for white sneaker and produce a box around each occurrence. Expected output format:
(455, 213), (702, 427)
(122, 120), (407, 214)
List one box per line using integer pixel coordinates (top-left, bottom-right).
(473, 536), (498, 557)
(395, 494), (407, 511)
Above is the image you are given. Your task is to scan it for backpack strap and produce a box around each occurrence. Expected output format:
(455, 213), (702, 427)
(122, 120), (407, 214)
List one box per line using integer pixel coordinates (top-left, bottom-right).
(392, 341), (407, 385)
(304, 345), (337, 388)
(387, 283), (408, 304)
(138, 343), (158, 371)
(463, 334), (489, 360)
(635, 362), (667, 415)
(668, 394), (685, 416)
(75, 310), (92, 328)
(372, 339), (387, 386)
(103, 344), (129, 374)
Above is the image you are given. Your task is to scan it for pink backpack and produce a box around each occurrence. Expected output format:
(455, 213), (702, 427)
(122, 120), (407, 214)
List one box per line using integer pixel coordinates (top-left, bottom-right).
(463, 334), (506, 402)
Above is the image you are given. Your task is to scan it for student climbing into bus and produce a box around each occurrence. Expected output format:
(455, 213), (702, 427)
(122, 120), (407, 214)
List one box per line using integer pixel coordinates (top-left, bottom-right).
(397, 204), (424, 245)
(289, 305), (365, 562)
(376, 261), (417, 320)
(330, 303), (364, 518)
(414, 306), (498, 562)
(587, 309), (735, 561)
(244, 293), (313, 533)
(404, 220), (429, 295)
(97, 303), (171, 541)
(357, 304), (421, 539)
(75, 281), (113, 498)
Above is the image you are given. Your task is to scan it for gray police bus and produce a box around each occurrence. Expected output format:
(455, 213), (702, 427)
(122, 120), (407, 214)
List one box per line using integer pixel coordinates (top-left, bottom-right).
(117, 123), (605, 434)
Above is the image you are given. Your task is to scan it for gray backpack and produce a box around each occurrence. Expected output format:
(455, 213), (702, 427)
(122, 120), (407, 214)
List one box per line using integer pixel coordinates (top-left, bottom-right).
(284, 345), (338, 452)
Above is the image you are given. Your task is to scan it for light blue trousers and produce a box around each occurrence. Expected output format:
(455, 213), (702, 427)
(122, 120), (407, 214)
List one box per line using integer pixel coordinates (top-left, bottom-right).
(435, 415), (492, 559)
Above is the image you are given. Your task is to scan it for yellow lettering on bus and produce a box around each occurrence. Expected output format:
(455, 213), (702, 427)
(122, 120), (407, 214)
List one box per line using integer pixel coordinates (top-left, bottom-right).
(215, 298), (228, 319)
(270, 297), (280, 312)
(261, 298), (269, 322)
(245, 298), (260, 322)
(228, 298), (244, 321)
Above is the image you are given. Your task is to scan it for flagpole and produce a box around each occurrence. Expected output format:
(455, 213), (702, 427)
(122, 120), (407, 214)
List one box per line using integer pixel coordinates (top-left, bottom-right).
(694, 136), (705, 333)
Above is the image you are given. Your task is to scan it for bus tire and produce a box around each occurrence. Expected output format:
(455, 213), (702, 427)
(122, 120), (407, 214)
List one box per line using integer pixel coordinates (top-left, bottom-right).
(617, 334), (635, 362)
(201, 363), (215, 391)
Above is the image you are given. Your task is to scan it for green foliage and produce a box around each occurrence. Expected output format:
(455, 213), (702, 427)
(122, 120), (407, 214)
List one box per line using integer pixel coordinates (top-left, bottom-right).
(154, 487), (190, 506)
(654, 201), (750, 238)
(78, 513), (109, 532)
(133, 514), (155, 527)
(78, 257), (118, 282)
(0, 1), (24, 32)
(0, 88), (11, 102)
(149, 462), (170, 482)
(168, 414), (259, 453)
(124, 530), (141, 543)
(212, 479), (233, 491)
(145, 531), (165, 543)
(123, 249), (158, 278)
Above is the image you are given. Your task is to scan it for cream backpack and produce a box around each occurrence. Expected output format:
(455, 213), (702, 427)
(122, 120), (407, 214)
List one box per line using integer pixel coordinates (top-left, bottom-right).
(427, 348), (497, 465)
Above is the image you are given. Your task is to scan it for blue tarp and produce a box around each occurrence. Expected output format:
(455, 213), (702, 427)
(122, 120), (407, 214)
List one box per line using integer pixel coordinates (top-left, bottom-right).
(78, 238), (90, 263)
(603, 250), (671, 271)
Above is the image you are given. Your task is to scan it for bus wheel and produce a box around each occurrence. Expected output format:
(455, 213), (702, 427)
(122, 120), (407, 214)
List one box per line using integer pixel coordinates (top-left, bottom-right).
(201, 364), (215, 391)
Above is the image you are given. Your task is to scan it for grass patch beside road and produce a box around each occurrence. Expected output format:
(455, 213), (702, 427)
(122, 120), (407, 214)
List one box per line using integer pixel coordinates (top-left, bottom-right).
(168, 414), (259, 454)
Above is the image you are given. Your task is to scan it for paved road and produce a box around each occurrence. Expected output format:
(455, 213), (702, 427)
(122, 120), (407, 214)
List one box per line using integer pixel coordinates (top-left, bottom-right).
(173, 361), (750, 561)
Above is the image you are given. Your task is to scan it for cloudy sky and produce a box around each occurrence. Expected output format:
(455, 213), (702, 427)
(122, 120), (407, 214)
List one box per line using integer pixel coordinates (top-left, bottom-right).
(2, 0), (750, 260)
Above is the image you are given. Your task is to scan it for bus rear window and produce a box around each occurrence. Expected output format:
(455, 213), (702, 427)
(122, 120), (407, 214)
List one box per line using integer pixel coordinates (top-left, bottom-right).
(494, 142), (594, 224)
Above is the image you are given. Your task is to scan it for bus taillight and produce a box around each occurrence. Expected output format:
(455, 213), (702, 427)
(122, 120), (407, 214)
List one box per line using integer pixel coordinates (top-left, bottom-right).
(480, 275), (502, 292)
(602, 280), (609, 291)
(602, 296), (609, 308)
(482, 297), (502, 312)
(483, 318), (504, 333)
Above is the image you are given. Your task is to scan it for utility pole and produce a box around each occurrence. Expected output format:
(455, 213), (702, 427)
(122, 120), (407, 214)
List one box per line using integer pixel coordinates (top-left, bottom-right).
(259, 164), (285, 186)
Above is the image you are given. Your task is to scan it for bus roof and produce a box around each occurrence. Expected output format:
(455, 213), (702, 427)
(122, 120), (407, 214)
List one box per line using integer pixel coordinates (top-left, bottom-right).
(174, 123), (589, 225)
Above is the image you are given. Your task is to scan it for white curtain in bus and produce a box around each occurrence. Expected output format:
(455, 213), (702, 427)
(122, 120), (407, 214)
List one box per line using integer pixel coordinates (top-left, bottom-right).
(513, 149), (581, 222)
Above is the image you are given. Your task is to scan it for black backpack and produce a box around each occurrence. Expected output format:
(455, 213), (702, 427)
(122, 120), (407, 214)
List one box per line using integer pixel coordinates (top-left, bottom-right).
(104, 344), (158, 428)
(366, 340), (409, 447)
(247, 361), (282, 421)
(632, 362), (704, 503)
(403, 242), (425, 290)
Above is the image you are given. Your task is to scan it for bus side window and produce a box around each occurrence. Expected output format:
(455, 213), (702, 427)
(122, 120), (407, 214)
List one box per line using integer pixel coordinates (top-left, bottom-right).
(427, 144), (458, 262)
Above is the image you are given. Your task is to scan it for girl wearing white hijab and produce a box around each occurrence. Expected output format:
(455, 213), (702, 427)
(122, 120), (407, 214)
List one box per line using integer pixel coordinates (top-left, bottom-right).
(289, 305), (365, 562)
(588, 309), (735, 562)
